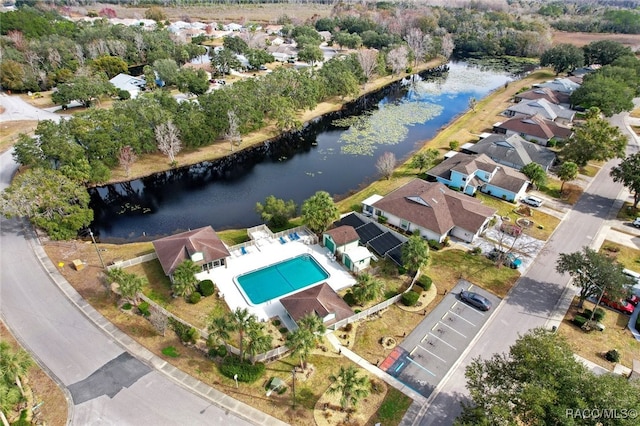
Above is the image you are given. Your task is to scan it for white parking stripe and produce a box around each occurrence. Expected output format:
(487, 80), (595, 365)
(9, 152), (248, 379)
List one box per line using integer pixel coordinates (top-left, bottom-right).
(448, 310), (476, 326)
(406, 356), (437, 377)
(417, 345), (447, 363)
(429, 333), (457, 350)
(453, 301), (486, 316)
(438, 321), (467, 338)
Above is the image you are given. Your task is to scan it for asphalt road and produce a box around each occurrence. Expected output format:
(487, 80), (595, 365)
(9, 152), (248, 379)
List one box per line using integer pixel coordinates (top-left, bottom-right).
(0, 148), (253, 425)
(411, 109), (639, 425)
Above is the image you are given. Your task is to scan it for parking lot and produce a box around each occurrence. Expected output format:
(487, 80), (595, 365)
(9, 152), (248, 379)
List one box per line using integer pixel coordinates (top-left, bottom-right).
(380, 280), (500, 398)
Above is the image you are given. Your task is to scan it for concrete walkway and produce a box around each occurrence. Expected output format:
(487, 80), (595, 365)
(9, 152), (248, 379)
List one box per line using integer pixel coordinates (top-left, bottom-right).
(325, 333), (428, 405)
(24, 221), (287, 426)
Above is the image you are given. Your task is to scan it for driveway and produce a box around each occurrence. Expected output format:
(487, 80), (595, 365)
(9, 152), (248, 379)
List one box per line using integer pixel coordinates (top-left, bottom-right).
(380, 280), (499, 398)
(0, 93), (67, 123)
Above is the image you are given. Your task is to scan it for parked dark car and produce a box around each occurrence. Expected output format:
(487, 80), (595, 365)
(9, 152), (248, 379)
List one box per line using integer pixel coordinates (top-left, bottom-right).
(459, 290), (492, 311)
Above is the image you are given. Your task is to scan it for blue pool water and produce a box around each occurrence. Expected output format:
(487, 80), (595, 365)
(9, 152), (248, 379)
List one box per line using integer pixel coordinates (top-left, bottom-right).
(236, 254), (329, 305)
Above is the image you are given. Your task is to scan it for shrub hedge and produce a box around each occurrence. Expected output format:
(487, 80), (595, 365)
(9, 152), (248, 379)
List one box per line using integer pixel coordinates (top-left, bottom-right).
(605, 349), (620, 363)
(168, 317), (199, 344)
(219, 356), (265, 383)
(199, 280), (215, 297)
(573, 315), (588, 328)
(417, 275), (433, 291)
(138, 301), (151, 317)
(402, 291), (420, 306)
(187, 291), (202, 304)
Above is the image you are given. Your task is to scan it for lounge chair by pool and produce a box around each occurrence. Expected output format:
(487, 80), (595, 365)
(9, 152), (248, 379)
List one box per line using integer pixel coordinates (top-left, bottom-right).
(279, 236), (287, 244)
(293, 232), (301, 240)
(241, 246), (248, 255)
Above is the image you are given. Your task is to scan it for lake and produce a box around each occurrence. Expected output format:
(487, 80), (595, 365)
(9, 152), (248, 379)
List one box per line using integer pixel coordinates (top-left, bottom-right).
(89, 62), (513, 242)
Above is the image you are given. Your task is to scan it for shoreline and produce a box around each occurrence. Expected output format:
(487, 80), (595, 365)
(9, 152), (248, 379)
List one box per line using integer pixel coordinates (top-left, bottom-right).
(102, 58), (445, 185)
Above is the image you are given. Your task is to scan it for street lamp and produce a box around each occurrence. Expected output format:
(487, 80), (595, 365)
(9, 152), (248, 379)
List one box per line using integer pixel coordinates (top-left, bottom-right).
(89, 229), (106, 269)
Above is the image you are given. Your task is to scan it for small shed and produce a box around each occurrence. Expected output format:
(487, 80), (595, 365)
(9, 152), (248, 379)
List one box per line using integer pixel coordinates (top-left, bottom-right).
(343, 246), (373, 273)
(323, 225), (359, 257)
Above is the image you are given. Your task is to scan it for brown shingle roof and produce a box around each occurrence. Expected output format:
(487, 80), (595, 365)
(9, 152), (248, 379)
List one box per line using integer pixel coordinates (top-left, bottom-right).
(496, 114), (573, 140)
(516, 87), (570, 105)
(152, 226), (230, 276)
(280, 283), (354, 326)
(372, 179), (496, 235)
(325, 225), (359, 245)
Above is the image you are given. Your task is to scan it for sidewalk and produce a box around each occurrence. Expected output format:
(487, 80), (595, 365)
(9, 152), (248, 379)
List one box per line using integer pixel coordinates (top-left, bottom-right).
(25, 221), (287, 426)
(325, 333), (428, 405)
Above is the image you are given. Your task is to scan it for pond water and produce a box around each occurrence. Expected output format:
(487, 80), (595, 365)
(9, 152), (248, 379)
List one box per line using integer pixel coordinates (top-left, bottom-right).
(89, 62), (514, 242)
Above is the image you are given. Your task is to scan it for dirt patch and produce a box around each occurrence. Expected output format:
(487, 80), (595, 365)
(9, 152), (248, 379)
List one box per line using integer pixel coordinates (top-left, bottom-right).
(0, 120), (38, 154)
(552, 31), (640, 50)
(0, 321), (68, 426)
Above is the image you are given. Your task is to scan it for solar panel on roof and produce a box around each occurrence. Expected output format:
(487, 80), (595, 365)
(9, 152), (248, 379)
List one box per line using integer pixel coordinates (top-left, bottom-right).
(334, 213), (366, 229)
(368, 232), (403, 256)
(387, 245), (405, 266)
(356, 222), (385, 244)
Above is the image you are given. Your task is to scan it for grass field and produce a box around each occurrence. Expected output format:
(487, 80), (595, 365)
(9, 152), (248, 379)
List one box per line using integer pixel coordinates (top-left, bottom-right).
(599, 240), (640, 273)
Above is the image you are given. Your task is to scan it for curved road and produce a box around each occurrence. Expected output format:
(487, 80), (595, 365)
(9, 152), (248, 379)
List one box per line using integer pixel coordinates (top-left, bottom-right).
(0, 98), (271, 425)
(409, 108), (639, 425)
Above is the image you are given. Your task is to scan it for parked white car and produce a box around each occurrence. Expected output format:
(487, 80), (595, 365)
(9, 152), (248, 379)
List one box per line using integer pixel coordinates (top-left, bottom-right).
(633, 217), (640, 228)
(522, 195), (543, 207)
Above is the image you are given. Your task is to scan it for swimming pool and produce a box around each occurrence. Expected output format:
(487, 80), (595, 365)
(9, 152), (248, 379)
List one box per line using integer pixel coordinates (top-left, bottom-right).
(235, 254), (330, 305)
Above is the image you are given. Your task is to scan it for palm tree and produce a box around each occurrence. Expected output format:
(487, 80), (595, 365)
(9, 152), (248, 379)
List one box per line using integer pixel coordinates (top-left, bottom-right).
(230, 307), (256, 361)
(350, 273), (384, 305)
(287, 314), (326, 369)
(328, 365), (370, 411)
(207, 315), (234, 352)
(171, 259), (200, 298)
(245, 322), (272, 364)
(118, 272), (146, 303)
(0, 380), (21, 426)
(0, 341), (32, 399)
(401, 235), (430, 274)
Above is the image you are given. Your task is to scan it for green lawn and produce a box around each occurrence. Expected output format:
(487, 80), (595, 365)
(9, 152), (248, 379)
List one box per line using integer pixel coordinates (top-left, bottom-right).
(430, 249), (520, 298)
(475, 193), (559, 241)
(599, 240), (640, 273)
(366, 388), (413, 426)
(617, 202), (639, 221)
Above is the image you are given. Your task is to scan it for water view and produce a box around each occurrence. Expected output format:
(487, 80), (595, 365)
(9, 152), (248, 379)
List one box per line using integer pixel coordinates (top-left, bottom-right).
(89, 62), (513, 241)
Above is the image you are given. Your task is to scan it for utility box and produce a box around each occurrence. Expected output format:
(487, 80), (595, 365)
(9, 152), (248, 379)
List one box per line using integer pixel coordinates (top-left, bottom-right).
(72, 259), (85, 271)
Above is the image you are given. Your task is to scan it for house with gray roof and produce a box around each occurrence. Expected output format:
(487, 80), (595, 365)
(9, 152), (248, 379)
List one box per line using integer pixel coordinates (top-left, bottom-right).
(504, 98), (575, 125)
(463, 133), (556, 172)
(534, 77), (580, 94)
(152, 226), (230, 280)
(493, 113), (573, 146)
(426, 153), (530, 203)
(109, 73), (146, 99)
(362, 179), (497, 243)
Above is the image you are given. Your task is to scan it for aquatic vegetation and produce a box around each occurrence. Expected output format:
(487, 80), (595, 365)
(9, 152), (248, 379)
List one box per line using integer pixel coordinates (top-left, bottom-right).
(334, 102), (443, 156)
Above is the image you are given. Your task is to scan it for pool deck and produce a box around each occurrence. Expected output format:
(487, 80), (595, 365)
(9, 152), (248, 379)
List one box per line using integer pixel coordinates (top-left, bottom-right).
(197, 234), (356, 329)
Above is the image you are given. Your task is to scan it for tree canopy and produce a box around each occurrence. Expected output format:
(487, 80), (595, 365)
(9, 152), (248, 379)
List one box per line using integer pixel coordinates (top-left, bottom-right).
(255, 195), (297, 229)
(301, 191), (340, 234)
(560, 116), (627, 167)
(459, 328), (640, 425)
(540, 43), (584, 74)
(610, 153), (640, 208)
(401, 235), (430, 274)
(0, 168), (93, 240)
(570, 70), (635, 116)
(520, 162), (546, 189)
(556, 246), (635, 307)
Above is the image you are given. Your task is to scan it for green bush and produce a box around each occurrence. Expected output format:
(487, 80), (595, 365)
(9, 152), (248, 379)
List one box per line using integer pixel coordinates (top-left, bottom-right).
(121, 302), (132, 310)
(218, 356), (265, 383)
(417, 275), (433, 291)
(138, 301), (151, 317)
(168, 317), (199, 344)
(208, 344), (227, 359)
(187, 291), (202, 304)
(278, 327), (288, 334)
(573, 315), (588, 328)
(605, 349), (620, 363)
(273, 319), (281, 326)
(162, 346), (180, 358)
(583, 308), (606, 322)
(401, 291), (420, 306)
(343, 323), (353, 332)
(198, 280), (215, 297)
(343, 292), (357, 306)
(378, 215), (388, 224)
